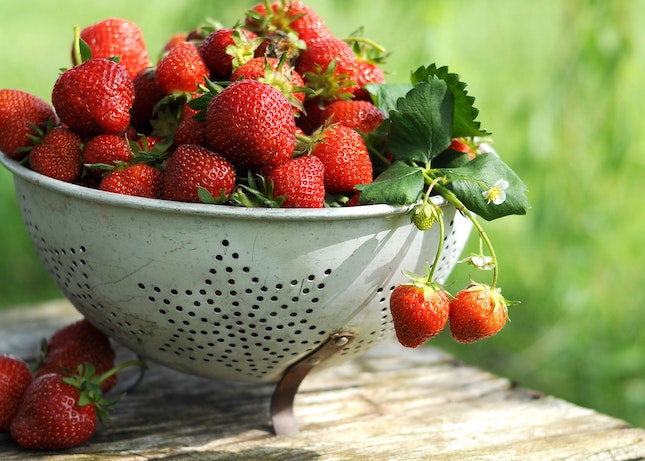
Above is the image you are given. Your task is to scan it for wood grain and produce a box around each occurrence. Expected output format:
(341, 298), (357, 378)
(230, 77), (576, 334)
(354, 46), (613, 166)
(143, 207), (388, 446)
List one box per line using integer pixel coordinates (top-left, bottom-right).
(1, 300), (644, 460)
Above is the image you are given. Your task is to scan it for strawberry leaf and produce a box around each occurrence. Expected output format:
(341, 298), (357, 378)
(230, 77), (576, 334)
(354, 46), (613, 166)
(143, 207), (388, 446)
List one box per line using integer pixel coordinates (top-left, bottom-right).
(386, 77), (453, 163)
(411, 64), (490, 137)
(439, 153), (530, 220)
(355, 161), (425, 205)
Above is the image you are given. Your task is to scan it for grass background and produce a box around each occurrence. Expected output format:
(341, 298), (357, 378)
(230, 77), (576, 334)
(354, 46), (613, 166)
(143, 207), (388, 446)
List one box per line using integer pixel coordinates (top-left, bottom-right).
(1, 0), (644, 428)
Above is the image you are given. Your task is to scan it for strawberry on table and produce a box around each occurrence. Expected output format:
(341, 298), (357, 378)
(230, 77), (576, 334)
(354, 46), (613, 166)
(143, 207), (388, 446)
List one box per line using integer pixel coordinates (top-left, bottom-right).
(205, 79), (297, 170)
(10, 367), (117, 450)
(161, 144), (236, 203)
(0, 354), (33, 432)
(29, 126), (83, 182)
(449, 283), (509, 343)
(52, 58), (135, 137)
(0, 89), (58, 160)
(74, 18), (150, 78)
(267, 155), (326, 208)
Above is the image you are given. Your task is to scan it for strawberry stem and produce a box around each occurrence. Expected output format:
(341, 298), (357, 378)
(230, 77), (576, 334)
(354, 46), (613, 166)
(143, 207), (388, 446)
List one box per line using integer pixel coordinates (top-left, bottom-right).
(433, 182), (500, 288)
(72, 25), (82, 66)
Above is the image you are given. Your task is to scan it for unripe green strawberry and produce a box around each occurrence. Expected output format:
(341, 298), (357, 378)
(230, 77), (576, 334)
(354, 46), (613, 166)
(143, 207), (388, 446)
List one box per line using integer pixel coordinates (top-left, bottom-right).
(412, 202), (438, 231)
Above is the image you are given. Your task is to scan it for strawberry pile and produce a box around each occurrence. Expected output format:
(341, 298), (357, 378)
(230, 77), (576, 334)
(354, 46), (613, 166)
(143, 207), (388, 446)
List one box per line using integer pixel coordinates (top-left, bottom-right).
(0, 2), (393, 206)
(1, 1), (531, 387)
(0, 319), (139, 450)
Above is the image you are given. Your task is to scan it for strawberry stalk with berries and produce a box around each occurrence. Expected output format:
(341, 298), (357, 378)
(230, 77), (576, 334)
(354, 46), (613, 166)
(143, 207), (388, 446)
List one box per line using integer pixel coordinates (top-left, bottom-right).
(357, 64), (530, 347)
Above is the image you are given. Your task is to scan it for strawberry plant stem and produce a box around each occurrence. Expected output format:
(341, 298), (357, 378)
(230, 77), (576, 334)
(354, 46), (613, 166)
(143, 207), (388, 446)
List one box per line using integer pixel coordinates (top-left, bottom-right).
(434, 182), (499, 288)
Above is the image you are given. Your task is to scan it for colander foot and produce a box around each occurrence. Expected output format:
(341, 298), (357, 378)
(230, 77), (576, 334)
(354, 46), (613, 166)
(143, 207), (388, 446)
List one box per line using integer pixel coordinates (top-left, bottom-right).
(270, 331), (355, 435)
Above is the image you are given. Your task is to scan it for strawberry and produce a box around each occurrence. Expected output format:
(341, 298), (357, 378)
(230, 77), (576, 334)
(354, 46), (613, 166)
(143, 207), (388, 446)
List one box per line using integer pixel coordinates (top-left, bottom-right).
(47, 318), (112, 352)
(155, 41), (210, 95)
(0, 89), (58, 160)
(198, 28), (259, 81)
(99, 163), (162, 198)
(449, 283), (509, 343)
(390, 282), (450, 348)
(0, 354), (33, 432)
(83, 133), (132, 177)
(29, 126), (83, 182)
(75, 18), (150, 78)
(35, 318), (117, 392)
(205, 79), (296, 170)
(52, 58), (135, 137)
(174, 101), (207, 147)
(267, 155), (326, 208)
(130, 67), (166, 133)
(320, 100), (386, 134)
(161, 144), (236, 203)
(353, 59), (386, 100)
(230, 56), (306, 112)
(245, 1), (333, 47)
(10, 367), (116, 450)
(296, 37), (359, 102)
(311, 124), (373, 194)
(448, 137), (476, 160)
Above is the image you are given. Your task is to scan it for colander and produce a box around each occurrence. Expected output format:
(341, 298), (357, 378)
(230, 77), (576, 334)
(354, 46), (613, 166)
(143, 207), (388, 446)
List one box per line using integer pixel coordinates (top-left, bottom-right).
(2, 155), (471, 384)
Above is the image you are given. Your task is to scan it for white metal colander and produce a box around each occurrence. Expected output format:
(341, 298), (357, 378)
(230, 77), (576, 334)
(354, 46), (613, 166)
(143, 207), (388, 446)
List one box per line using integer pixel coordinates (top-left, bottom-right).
(2, 156), (471, 384)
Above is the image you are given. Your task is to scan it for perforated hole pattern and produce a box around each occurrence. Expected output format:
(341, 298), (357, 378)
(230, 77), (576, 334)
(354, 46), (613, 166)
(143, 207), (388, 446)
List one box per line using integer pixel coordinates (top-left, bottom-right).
(20, 197), (464, 382)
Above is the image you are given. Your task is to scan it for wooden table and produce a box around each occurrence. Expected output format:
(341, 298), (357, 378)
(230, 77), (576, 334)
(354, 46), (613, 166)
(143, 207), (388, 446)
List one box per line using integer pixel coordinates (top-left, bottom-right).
(1, 300), (644, 460)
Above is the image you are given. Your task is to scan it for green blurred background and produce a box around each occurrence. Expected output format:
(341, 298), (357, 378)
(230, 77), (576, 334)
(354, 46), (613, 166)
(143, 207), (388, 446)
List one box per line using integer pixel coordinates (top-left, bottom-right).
(1, 0), (643, 428)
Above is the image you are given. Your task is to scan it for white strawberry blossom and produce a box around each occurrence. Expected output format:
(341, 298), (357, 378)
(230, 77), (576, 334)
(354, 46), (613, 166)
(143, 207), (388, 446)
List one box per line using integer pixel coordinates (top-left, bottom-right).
(482, 179), (509, 205)
(459, 254), (495, 270)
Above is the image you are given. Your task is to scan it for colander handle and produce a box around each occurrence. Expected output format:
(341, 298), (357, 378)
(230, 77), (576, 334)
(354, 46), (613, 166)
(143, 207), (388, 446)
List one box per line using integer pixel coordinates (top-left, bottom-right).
(270, 332), (355, 435)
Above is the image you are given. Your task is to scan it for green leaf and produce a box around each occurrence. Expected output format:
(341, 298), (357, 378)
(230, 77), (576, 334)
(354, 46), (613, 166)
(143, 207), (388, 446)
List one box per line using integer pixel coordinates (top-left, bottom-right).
(355, 161), (425, 205)
(411, 64), (489, 137)
(386, 77), (453, 163)
(364, 82), (412, 115)
(440, 153), (530, 220)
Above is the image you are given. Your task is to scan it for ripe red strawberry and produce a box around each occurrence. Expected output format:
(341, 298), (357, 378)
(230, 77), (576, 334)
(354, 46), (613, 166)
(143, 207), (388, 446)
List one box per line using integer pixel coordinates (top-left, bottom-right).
(267, 155), (326, 208)
(36, 318), (117, 392)
(75, 18), (150, 78)
(311, 124), (372, 194)
(130, 67), (166, 133)
(29, 126), (83, 182)
(449, 283), (509, 343)
(99, 163), (162, 198)
(52, 58), (135, 137)
(198, 28), (259, 81)
(231, 56), (306, 112)
(390, 282), (450, 348)
(353, 59), (386, 100)
(448, 137), (476, 160)
(246, 1), (333, 47)
(10, 369), (111, 450)
(320, 100), (386, 134)
(83, 133), (132, 177)
(296, 37), (359, 101)
(47, 318), (110, 352)
(34, 339), (117, 393)
(161, 144), (236, 203)
(0, 354), (33, 432)
(174, 101), (207, 147)
(0, 89), (58, 160)
(205, 79), (296, 170)
(155, 41), (210, 95)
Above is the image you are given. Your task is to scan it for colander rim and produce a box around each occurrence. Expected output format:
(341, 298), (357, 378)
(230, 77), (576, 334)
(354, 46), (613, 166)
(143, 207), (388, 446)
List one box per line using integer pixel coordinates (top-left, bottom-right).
(1, 154), (448, 221)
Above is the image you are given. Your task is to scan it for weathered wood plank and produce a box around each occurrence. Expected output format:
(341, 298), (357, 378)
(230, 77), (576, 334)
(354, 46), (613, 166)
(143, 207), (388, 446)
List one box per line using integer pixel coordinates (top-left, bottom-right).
(1, 300), (644, 460)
